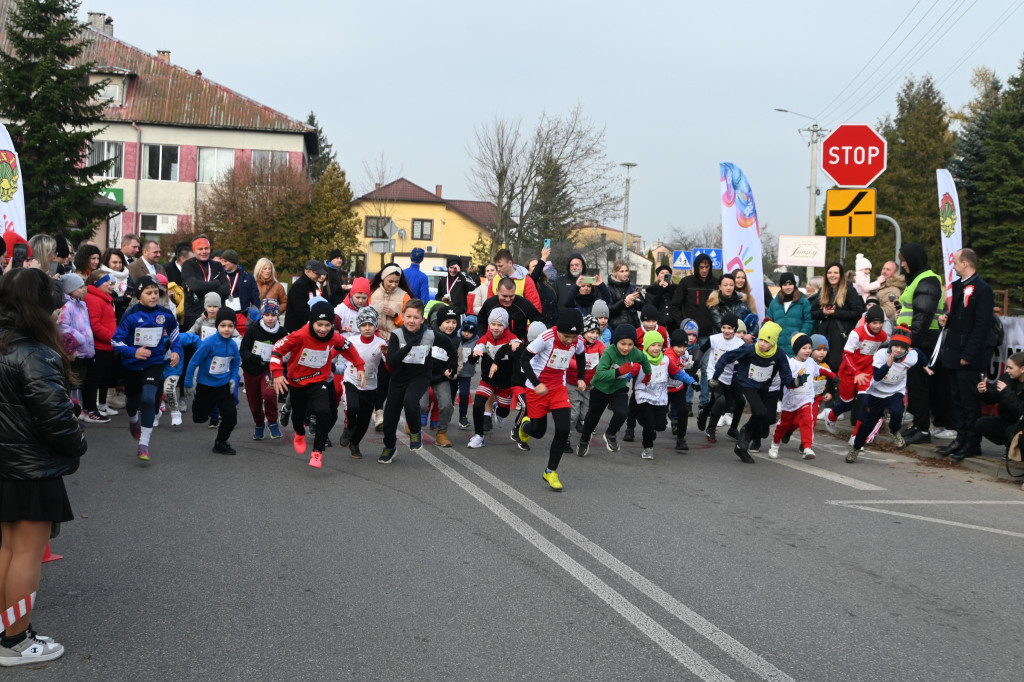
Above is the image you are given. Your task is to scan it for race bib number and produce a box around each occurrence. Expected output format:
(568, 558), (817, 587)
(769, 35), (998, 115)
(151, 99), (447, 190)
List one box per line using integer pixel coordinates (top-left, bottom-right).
(649, 363), (668, 384)
(209, 356), (231, 375)
(584, 352), (600, 370)
(201, 326), (216, 340)
(792, 374), (813, 394)
(461, 346), (473, 363)
(431, 346), (449, 362)
(252, 341), (273, 362)
(298, 347), (329, 368)
(347, 363), (373, 384)
(883, 366), (907, 385)
(134, 326), (162, 347)
(860, 340), (881, 355)
(225, 297), (241, 311)
(814, 377), (827, 396)
(486, 342), (501, 359)
(404, 344), (429, 364)
(547, 349), (572, 370)
(748, 364), (773, 383)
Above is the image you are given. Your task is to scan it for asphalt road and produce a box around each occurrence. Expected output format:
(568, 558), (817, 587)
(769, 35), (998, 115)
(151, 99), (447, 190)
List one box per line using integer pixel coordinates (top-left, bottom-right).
(18, 398), (1024, 681)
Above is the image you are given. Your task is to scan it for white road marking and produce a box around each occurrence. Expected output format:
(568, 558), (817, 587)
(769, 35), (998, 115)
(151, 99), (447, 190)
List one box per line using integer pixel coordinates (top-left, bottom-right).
(816, 443), (897, 462)
(414, 446), (732, 681)
(830, 500), (1024, 505)
(754, 454), (886, 491)
(828, 500), (1024, 539)
(441, 446), (795, 682)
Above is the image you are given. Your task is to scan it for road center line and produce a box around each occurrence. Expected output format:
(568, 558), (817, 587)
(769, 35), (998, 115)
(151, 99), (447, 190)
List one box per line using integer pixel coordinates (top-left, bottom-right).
(414, 446), (731, 681)
(827, 501), (1024, 539)
(753, 455), (886, 491)
(440, 446), (795, 682)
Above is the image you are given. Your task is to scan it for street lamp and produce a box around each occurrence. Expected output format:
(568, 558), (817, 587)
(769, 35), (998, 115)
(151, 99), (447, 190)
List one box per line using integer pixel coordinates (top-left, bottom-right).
(775, 108), (827, 282)
(620, 162), (637, 267)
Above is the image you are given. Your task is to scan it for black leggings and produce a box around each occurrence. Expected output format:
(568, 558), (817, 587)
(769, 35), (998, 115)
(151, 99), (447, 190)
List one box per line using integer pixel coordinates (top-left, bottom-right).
(473, 394), (511, 437)
(522, 407), (572, 471)
(580, 387), (629, 439)
(708, 383), (744, 429)
(291, 381), (338, 452)
(976, 415), (1014, 446)
(669, 390), (689, 441)
(375, 364), (391, 410)
(82, 350), (112, 412)
(738, 385), (771, 441)
(345, 386), (376, 447)
(193, 383), (237, 444)
(125, 365), (163, 428)
(636, 402), (668, 448)
(383, 374), (430, 448)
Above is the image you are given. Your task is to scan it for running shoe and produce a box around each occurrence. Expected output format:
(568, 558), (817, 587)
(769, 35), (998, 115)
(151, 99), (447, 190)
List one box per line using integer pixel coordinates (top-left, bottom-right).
(213, 441), (236, 456)
(378, 448), (396, 464)
(279, 404), (291, 427)
(512, 417), (531, 451)
(129, 420), (141, 441)
(622, 428), (635, 442)
(845, 447), (860, 463)
(308, 451), (322, 468)
(892, 430), (907, 449)
(268, 422), (282, 439)
(253, 425), (265, 441)
(603, 432), (619, 452)
(337, 427), (352, 447)
(704, 427), (717, 443)
(493, 413), (505, 427)
(409, 432), (422, 451)
(0, 632), (64, 666)
(641, 448), (655, 460)
(824, 414), (839, 436)
(577, 439), (591, 457)
(768, 443), (780, 459)
(99, 405), (119, 417)
(137, 444), (150, 462)
(542, 470), (563, 491)
(726, 427), (740, 441)
(802, 448), (816, 460)
(349, 443), (362, 459)
(467, 434), (485, 448)
(696, 406), (709, 432)
(79, 410), (109, 424)
(293, 434), (306, 454)
(170, 410), (182, 426)
(749, 439), (761, 454)
(209, 418), (220, 430)
(458, 416), (471, 429)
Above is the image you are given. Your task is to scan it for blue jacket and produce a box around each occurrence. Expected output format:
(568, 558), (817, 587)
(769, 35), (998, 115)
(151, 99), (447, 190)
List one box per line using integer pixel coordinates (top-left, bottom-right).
(404, 263), (431, 302)
(112, 303), (182, 371)
(765, 294), (813, 357)
(224, 265), (261, 313)
(714, 343), (796, 390)
(184, 333), (240, 389)
(163, 332), (201, 379)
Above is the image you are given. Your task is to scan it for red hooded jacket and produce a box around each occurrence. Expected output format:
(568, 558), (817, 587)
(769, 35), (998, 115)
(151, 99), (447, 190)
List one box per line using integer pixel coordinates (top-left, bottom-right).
(84, 284), (117, 352)
(270, 325), (365, 387)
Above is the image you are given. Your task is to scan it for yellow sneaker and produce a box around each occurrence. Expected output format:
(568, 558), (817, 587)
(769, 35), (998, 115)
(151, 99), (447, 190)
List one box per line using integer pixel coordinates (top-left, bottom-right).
(542, 469), (563, 491)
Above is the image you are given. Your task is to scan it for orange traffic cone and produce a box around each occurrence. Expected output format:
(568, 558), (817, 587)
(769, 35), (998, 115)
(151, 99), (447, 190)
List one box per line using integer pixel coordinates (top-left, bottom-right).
(41, 543), (62, 563)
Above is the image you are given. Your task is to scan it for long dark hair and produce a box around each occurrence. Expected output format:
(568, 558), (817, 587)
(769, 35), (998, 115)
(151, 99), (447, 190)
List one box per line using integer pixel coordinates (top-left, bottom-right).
(821, 261), (849, 308)
(0, 268), (75, 380)
(370, 263), (412, 296)
(73, 244), (102, 275)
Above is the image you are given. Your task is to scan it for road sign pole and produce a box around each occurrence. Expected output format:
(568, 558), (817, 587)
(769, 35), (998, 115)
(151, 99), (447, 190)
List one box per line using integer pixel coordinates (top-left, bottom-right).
(877, 214), (901, 263)
(807, 123), (821, 283)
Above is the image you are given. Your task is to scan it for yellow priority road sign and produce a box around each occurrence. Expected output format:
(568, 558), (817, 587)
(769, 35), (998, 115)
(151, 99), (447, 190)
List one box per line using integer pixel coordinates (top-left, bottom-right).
(825, 188), (876, 237)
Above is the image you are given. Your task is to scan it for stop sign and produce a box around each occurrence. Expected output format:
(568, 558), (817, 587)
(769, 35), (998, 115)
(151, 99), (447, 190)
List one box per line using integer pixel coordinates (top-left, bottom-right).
(820, 124), (887, 187)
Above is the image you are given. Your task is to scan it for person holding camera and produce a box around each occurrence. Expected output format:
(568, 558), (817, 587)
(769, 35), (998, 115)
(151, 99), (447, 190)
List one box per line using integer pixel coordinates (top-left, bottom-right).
(645, 265), (676, 329)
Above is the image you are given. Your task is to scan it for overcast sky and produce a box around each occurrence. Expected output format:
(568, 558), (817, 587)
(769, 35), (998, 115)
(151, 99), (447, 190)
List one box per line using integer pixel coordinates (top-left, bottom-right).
(85, 0), (1024, 247)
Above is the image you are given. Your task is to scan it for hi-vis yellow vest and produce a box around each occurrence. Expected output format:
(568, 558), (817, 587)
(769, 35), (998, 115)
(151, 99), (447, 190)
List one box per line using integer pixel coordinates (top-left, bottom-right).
(896, 270), (945, 329)
(491, 275), (526, 299)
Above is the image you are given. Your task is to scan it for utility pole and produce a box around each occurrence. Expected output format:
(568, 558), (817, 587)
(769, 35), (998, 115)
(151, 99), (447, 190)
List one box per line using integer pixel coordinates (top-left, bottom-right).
(621, 162), (637, 268)
(775, 109), (827, 283)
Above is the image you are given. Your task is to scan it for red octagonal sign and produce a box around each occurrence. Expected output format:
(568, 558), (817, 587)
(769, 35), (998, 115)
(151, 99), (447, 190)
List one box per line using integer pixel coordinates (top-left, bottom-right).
(820, 123), (887, 187)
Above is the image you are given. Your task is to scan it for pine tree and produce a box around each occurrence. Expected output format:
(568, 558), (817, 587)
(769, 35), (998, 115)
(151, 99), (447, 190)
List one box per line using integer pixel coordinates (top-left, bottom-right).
(524, 155), (575, 254)
(950, 70), (1002, 239)
(968, 55), (1024, 304)
(0, 0), (112, 238)
(306, 111), (336, 183)
(309, 161), (361, 263)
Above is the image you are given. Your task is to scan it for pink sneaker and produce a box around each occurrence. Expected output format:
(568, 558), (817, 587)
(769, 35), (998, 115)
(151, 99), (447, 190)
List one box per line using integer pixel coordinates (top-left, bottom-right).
(308, 451), (322, 468)
(129, 420), (141, 440)
(293, 434), (306, 454)
(137, 444), (150, 461)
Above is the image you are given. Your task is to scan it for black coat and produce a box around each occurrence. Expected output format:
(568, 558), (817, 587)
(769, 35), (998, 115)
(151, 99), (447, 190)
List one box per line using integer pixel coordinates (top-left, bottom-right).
(435, 272), (476, 315)
(811, 282), (866, 371)
(645, 279), (677, 328)
(668, 272), (718, 336)
(285, 274), (323, 333)
(528, 260), (560, 327)
(0, 330), (87, 480)
(477, 295), (542, 341)
(181, 257), (230, 328)
(606, 277), (641, 329)
(941, 273), (994, 372)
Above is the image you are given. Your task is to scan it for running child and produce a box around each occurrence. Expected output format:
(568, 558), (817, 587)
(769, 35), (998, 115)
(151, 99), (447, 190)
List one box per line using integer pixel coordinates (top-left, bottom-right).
(339, 306), (387, 459)
(700, 313), (745, 443)
(824, 305), (888, 435)
(270, 301), (365, 468)
(422, 305), (459, 447)
(769, 334), (835, 460)
(377, 299), (432, 464)
(846, 327), (918, 462)
(111, 275), (182, 461)
(456, 319), (479, 429)
(576, 324), (653, 457)
(467, 308), (521, 449)
(624, 305), (669, 442)
(666, 327), (699, 451)
(567, 315), (605, 442)
(810, 334), (833, 423)
(512, 310), (587, 491)
(184, 308), (242, 455)
(239, 298), (287, 440)
(634, 330), (695, 460)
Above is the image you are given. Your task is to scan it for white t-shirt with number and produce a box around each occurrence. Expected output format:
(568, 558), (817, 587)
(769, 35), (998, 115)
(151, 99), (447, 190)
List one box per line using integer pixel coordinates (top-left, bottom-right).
(709, 333), (745, 385)
(865, 349), (919, 398)
(781, 357), (819, 411)
(344, 334), (387, 391)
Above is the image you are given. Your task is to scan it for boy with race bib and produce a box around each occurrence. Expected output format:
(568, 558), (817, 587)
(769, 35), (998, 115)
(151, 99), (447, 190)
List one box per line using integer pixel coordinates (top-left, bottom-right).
(239, 298), (287, 440)
(184, 308), (242, 455)
(824, 306), (888, 435)
(634, 330), (695, 460)
(339, 306), (387, 460)
(377, 299), (433, 464)
(769, 334), (835, 461)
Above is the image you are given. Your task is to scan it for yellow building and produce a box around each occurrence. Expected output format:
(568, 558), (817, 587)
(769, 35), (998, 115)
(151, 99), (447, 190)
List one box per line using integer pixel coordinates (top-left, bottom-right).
(352, 179), (496, 272)
(573, 222), (644, 254)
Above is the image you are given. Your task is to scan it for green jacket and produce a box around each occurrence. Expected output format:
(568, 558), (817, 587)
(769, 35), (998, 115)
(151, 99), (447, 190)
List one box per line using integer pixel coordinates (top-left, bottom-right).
(591, 345), (652, 394)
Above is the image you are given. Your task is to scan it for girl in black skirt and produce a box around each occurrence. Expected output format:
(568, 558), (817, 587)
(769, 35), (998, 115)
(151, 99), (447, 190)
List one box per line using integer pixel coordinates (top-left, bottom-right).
(0, 268), (87, 666)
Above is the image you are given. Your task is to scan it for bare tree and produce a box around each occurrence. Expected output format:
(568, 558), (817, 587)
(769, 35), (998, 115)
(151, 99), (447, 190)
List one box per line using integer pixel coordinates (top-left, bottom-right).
(465, 117), (526, 259)
(359, 152), (404, 241)
(665, 223), (723, 251)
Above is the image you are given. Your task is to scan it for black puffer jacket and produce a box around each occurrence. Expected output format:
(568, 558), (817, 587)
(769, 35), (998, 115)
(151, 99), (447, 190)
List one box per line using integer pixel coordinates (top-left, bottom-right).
(898, 243), (943, 353)
(0, 330), (87, 480)
(645, 265), (676, 328)
(606, 276), (641, 329)
(551, 253), (588, 310)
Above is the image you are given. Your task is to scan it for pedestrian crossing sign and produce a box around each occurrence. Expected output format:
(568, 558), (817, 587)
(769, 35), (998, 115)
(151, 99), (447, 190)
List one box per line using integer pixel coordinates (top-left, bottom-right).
(672, 250), (692, 270)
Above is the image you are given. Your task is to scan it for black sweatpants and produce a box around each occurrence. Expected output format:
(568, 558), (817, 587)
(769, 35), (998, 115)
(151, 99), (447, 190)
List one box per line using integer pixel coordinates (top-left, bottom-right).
(852, 393), (904, 450)
(193, 383), (237, 445)
(708, 382), (743, 430)
(290, 381), (337, 452)
(738, 385), (771, 443)
(82, 349), (112, 412)
(522, 407), (572, 471)
(383, 374), (430, 449)
(636, 402), (668, 448)
(375, 364), (392, 411)
(669, 389), (689, 443)
(976, 416), (1014, 446)
(345, 386), (376, 447)
(580, 386), (629, 440)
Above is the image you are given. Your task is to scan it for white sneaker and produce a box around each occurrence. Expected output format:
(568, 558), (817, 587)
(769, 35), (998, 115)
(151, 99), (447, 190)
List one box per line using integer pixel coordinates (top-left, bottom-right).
(467, 434), (485, 448)
(720, 414), (732, 427)
(373, 409), (384, 432)
(98, 405), (118, 416)
(170, 410), (182, 426)
(493, 413), (505, 427)
(0, 632), (65, 666)
(825, 415), (838, 436)
(106, 392), (126, 409)
(641, 448), (654, 460)
(931, 428), (957, 440)
(768, 443), (780, 459)
(817, 408), (830, 423)
(179, 399), (188, 413)
(802, 448), (816, 460)
(78, 410), (110, 424)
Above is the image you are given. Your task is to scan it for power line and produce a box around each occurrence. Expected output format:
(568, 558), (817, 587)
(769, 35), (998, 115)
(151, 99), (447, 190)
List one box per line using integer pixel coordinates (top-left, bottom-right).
(937, 0), (1024, 86)
(817, 0), (943, 123)
(814, 0), (927, 121)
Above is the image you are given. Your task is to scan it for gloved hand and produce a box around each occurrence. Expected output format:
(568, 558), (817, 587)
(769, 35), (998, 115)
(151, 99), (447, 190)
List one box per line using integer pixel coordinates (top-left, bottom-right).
(621, 373), (633, 382)
(708, 378), (720, 390)
(229, 379), (237, 394)
(632, 363), (643, 376)
(184, 385), (196, 402)
(618, 363), (633, 376)
(795, 374), (809, 387)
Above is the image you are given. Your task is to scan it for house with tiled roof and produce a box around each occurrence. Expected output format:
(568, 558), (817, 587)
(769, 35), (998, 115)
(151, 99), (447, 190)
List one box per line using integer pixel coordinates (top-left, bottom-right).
(352, 178), (498, 273)
(0, 5), (316, 247)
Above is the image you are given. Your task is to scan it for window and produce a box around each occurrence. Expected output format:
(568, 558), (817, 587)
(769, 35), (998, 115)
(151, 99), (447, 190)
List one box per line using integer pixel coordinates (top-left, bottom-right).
(139, 214), (178, 238)
(96, 81), (120, 103)
(365, 216), (389, 238)
(411, 219), (433, 241)
(198, 147), (234, 184)
(143, 144), (178, 181)
(88, 140), (123, 178)
(251, 150), (289, 168)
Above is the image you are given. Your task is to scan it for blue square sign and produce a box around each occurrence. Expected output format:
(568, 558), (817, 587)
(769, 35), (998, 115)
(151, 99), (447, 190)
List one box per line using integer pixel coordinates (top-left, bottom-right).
(672, 250), (692, 269)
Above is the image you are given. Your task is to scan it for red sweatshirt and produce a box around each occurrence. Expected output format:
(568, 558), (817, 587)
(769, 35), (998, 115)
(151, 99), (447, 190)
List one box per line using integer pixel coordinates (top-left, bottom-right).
(636, 325), (669, 348)
(84, 286), (116, 352)
(568, 338), (605, 385)
(270, 325), (365, 387)
(839, 319), (888, 387)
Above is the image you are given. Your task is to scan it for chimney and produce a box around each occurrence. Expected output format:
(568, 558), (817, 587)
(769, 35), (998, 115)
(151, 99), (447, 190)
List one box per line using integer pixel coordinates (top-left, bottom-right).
(103, 16), (114, 36)
(156, 50), (171, 64)
(375, 182), (381, 190)
(87, 12), (105, 31)
(435, 184), (442, 198)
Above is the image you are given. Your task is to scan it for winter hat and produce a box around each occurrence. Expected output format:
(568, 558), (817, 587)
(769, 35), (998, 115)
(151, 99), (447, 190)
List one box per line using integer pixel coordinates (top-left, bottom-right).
(642, 330), (663, 352)
(61, 273), (85, 294)
(356, 305), (379, 329)
(327, 249), (343, 262)
(811, 334), (829, 351)
(778, 272), (797, 287)
(591, 299), (610, 319)
(865, 306), (884, 323)
(260, 298), (280, 316)
(204, 292), (221, 308)
(487, 307), (509, 328)
(736, 318), (747, 334)
(791, 333), (812, 355)
(557, 309), (584, 335)
(865, 295), (880, 307)
(655, 264), (672, 277)
(669, 329), (689, 347)
(2, 231), (31, 260)
(349, 277), (371, 298)
(756, 321), (781, 359)
(211, 249), (224, 260)
(156, 274), (168, 288)
(890, 326), (912, 348)
(221, 249), (240, 265)
(612, 323), (636, 345)
(446, 256), (462, 268)
(640, 304), (659, 322)
(436, 306), (460, 325)
(720, 312), (739, 331)
(527, 321), (547, 343)
(855, 253), (872, 271)
(309, 300), (334, 325)
(410, 247), (425, 263)
(308, 295), (328, 308)
(215, 307), (236, 327)
(583, 314), (600, 334)
(134, 275), (161, 293)
(461, 320), (477, 334)
(681, 318), (699, 335)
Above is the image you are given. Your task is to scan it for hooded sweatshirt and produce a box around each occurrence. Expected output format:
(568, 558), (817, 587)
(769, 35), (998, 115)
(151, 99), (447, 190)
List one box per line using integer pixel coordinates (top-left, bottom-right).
(184, 330), (240, 389)
(839, 312), (889, 384)
(270, 325), (365, 387)
(335, 277), (371, 336)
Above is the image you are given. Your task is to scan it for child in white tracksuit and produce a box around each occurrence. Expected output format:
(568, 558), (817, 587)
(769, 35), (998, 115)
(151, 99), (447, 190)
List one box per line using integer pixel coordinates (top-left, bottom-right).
(633, 330), (694, 460)
(769, 334), (835, 461)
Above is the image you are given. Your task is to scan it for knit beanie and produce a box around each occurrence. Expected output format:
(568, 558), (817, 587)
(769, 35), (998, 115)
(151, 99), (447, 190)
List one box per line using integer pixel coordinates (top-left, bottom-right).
(640, 304), (659, 322)
(865, 306), (884, 323)
(260, 298), (280, 316)
(681, 318), (699, 335)
(436, 306), (460, 325)
(527, 322), (547, 343)
(855, 253), (872, 271)
(204, 292), (221, 308)
(461, 320), (477, 335)
(720, 312), (739, 331)
(349, 277), (371, 297)
(612, 323), (636, 345)
(61, 273), (85, 294)
(557, 309), (584, 335)
(756, 321), (781, 359)
(309, 300), (334, 325)
(669, 329), (689, 347)
(487, 307), (509, 328)
(410, 247), (425, 263)
(583, 315), (599, 334)
(810, 334), (829, 351)
(591, 299), (610, 319)
(791, 333), (812, 355)
(778, 272), (797, 287)
(890, 326), (912, 348)
(215, 307), (236, 327)
(356, 306), (379, 329)
(642, 330), (664, 353)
